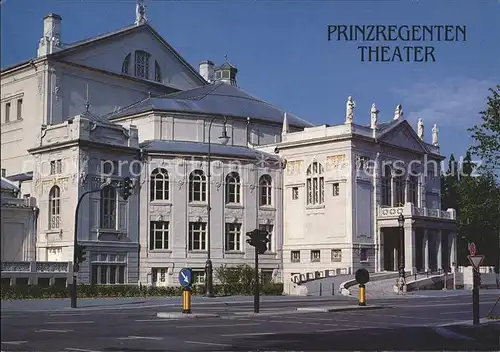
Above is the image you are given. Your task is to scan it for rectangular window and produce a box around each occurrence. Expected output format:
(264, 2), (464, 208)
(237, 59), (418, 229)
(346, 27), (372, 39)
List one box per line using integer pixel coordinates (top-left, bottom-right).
(188, 222), (207, 251)
(311, 250), (321, 262)
(381, 176), (391, 207)
(225, 223), (242, 251)
(331, 249), (342, 262)
(1, 168), (5, 177)
(291, 250), (300, 263)
(16, 98), (22, 120)
(5, 102), (10, 122)
(332, 183), (339, 196)
(292, 187), (299, 200)
(360, 248), (368, 262)
(394, 176), (405, 206)
(193, 270), (205, 284)
(259, 224), (274, 252)
(408, 176), (418, 205)
(101, 160), (118, 176)
(50, 159), (62, 175)
(90, 253), (127, 285)
(149, 221), (169, 250)
(135, 51), (150, 79)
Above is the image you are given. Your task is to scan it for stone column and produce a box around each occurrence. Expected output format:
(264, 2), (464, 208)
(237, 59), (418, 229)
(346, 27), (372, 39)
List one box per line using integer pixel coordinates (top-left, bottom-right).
(378, 227), (385, 272)
(449, 232), (457, 272)
(405, 225), (416, 274)
(423, 229), (429, 271)
(436, 229), (442, 270)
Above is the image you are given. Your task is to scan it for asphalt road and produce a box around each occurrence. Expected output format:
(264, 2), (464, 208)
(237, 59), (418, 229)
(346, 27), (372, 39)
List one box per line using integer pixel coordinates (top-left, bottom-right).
(1, 292), (499, 351)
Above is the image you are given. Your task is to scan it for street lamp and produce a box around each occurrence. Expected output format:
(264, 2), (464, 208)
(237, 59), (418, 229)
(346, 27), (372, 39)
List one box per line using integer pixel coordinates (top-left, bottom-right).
(397, 213), (405, 294)
(205, 116), (230, 297)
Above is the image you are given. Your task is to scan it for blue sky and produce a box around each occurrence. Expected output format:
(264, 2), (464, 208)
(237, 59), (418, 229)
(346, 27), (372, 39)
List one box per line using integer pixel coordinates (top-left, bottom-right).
(1, 0), (499, 162)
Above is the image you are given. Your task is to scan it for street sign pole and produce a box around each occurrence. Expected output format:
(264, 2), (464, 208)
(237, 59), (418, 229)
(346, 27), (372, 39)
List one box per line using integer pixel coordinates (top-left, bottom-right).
(254, 246), (259, 313)
(467, 254), (484, 326)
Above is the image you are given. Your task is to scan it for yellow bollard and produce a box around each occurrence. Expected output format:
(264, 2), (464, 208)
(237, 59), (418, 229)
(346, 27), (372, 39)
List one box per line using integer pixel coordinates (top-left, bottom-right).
(182, 287), (191, 314)
(358, 284), (366, 306)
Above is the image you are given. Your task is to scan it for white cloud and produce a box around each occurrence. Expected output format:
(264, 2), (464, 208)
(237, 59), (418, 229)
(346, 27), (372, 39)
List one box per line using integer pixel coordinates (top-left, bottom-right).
(393, 77), (495, 128)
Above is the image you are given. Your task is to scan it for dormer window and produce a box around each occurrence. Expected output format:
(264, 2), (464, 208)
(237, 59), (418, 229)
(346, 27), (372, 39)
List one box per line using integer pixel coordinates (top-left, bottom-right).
(135, 50), (150, 79)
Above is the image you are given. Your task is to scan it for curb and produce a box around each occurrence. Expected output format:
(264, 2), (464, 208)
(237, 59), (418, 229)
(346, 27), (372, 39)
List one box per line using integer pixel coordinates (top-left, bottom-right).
(156, 312), (220, 319)
(437, 318), (500, 327)
(296, 305), (385, 312)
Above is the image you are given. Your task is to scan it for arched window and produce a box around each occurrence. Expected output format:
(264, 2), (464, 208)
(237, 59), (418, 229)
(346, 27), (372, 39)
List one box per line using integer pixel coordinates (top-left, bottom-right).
(381, 165), (392, 207)
(49, 186), (60, 229)
(154, 60), (162, 83)
(259, 175), (272, 206)
(189, 170), (206, 202)
(122, 53), (131, 74)
(306, 162), (324, 205)
(394, 168), (406, 207)
(150, 168), (169, 201)
(225, 172), (241, 204)
(100, 186), (117, 229)
(134, 50), (151, 79)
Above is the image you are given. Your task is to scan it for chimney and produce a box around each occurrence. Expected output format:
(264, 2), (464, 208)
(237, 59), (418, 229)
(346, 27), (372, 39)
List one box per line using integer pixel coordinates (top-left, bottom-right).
(199, 60), (214, 83)
(37, 13), (62, 57)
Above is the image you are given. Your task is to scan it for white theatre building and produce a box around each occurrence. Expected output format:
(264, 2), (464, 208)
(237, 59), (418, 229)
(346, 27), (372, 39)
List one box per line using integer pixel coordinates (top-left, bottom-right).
(1, 3), (456, 289)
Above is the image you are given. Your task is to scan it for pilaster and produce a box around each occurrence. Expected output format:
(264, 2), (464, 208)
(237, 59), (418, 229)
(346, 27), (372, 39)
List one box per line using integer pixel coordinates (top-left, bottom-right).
(404, 225), (416, 274)
(436, 229), (442, 270)
(423, 229), (429, 271)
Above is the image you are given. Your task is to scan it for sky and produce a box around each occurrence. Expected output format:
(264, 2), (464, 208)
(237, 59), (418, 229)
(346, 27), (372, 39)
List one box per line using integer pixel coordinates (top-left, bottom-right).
(1, 0), (499, 162)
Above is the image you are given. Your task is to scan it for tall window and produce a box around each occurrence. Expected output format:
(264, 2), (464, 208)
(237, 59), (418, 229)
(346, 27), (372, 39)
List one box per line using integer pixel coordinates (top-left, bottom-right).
(306, 162), (324, 205)
(100, 186), (117, 229)
(149, 221), (169, 250)
(259, 224), (274, 252)
(189, 170), (207, 202)
(91, 253), (126, 285)
(225, 172), (241, 204)
(259, 175), (272, 206)
(134, 50), (150, 79)
(381, 165), (392, 207)
(394, 173), (405, 207)
(225, 223), (242, 251)
(48, 186), (60, 229)
(50, 159), (62, 175)
(16, 98), (22, 120)
(5, 102), (10, 122)
(408, 175), (418, 205)
(188, 222), (207, 251)
(150, 168), (169, 201)
(122, 53), (131, 74)
(154, 60), (162, 82)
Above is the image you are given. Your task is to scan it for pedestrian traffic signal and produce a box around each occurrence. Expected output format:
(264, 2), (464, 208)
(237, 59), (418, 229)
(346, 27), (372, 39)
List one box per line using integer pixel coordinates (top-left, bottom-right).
(246, 229), (270, 255)
(122, 176), (133, 200)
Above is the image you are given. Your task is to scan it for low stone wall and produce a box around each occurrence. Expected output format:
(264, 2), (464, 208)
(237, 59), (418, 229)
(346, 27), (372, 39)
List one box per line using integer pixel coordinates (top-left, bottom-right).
(454, 267), (499, 289)
(1, 261), (73, 287)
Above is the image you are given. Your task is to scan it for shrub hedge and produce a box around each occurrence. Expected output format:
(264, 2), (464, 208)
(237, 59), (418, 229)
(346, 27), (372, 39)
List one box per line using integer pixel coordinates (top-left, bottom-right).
(0, 282), (283, 300)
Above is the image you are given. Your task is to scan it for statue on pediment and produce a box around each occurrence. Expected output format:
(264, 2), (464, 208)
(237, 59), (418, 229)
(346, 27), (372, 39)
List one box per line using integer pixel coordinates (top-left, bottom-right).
(417, 118), (424, 140)
(432, 124), (439, 146)
(135, 0), (147, 25)
(370, 103), (379, 129)
(346, 96), (355, 124)
(394, 104), (404, 120)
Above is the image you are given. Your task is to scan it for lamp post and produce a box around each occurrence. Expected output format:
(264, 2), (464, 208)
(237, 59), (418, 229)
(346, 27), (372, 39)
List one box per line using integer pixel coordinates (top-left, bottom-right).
(397, 213), (405, 294)
(205, 116), (230, 297)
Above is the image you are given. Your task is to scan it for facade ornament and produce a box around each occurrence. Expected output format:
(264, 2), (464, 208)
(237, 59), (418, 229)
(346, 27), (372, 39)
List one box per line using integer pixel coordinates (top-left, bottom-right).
(54, 85), (60, 101)
(282, 112), (289, 134)
(215, 181), (221, 190)
(156, 214), (163, 222)
(393, 104), (403, 120)
(370, 103), (379, 129)
(135, 0), (148, 25)
(345, 96), (355, 124)
(432, 124), (439, 146)
(417, 118), (424, 140)
(177, 179), (185, 189)
(249, 184), (256, 193)
(37, 73), (44, 96)
(233, 217), (238, 223)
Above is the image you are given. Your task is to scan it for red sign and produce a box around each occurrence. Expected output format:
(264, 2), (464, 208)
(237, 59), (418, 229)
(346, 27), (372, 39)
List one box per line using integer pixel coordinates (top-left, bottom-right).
(468, 242), (477, 256)
(467, 255), (484, 270)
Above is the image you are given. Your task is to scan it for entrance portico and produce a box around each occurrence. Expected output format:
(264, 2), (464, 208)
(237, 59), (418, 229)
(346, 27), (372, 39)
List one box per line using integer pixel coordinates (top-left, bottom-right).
(377, 204), (457, 274)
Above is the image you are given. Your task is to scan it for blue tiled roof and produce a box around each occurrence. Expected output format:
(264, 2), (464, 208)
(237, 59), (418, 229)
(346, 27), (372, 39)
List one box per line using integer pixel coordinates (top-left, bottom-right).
(140, 140), (281, 163)
(110, 83), (313, 128)
(1, 178), (19, 191)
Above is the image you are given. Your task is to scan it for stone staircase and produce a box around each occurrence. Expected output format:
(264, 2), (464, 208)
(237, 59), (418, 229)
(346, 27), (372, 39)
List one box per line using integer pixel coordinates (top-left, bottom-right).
(348, 277), (401, 298)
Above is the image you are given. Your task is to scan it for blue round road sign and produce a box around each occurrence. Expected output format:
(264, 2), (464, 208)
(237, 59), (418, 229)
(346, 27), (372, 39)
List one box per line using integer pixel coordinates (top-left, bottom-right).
(178, 268), (193, 288)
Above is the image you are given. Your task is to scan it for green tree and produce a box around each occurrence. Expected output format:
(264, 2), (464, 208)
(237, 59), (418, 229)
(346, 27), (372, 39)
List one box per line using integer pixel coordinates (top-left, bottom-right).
(468, 85), (500, 172)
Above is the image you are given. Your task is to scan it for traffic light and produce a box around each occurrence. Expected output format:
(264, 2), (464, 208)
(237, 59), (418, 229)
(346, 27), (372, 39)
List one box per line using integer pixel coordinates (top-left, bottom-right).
(122, 176), (133, 200)
(74, 244), (87, 272)
(246, 229), (270, 255)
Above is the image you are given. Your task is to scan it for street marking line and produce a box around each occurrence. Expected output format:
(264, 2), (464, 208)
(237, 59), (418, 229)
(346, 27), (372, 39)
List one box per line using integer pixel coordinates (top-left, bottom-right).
(1, 341), (27, 345)
(439, 311), (470, 315)
(36, 329), (73, 333)
(50, 313), (90, 317)
(396, 301), (496, 309)
(315, 328), (360, 332)
(44, 321), (94, 325)
(221, 331), (280, 337)
(176, 323), (260, 329)
(433, 327), (475, 341)
(185, 341), (231, 347)
(65, 348), (103, 352)
(134, 319), (175, 322)
(117, 336), (163, 340)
